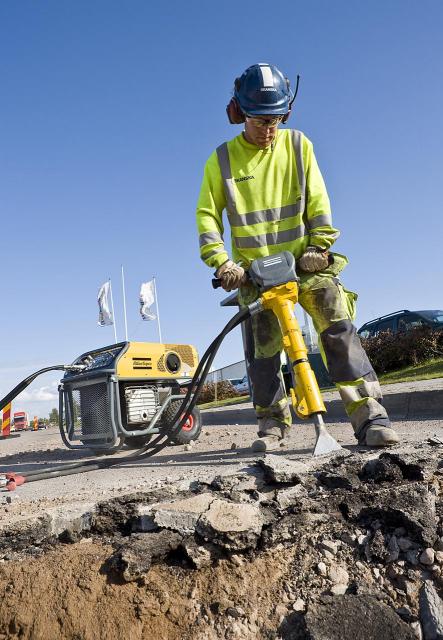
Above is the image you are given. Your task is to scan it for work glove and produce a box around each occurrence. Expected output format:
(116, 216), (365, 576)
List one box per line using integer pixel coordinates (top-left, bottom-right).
(297, 246), (330, 273)
(216, 260), (246, 291)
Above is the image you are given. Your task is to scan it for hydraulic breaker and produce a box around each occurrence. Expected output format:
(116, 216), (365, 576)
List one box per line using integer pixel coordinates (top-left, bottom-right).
(259, 280), (341, 456)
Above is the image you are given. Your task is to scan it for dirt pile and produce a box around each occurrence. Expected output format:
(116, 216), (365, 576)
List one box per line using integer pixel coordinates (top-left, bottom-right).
(1, 443), (443, 639)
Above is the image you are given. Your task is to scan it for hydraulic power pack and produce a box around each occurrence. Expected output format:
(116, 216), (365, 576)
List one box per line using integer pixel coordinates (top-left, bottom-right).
(59, 341), (200, 452)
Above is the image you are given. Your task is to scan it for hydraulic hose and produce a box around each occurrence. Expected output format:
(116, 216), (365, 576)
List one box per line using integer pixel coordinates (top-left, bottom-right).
(0, 366), (72, 413)
(1, 306), (251, 489)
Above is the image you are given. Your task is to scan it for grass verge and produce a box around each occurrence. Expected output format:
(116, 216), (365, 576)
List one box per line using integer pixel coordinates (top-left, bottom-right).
(198, 395), (250, 410)
(378, 357), (443, 384)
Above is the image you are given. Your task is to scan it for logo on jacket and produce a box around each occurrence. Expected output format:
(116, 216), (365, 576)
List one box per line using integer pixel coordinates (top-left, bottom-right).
(234, 175), (255, 183)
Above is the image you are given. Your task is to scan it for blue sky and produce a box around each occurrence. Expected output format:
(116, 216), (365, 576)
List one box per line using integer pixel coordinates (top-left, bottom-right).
(1, 0), (442, 419)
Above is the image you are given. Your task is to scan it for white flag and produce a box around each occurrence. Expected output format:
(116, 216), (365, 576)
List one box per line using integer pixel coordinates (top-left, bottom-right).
(97, 281), (113, 326)
(140, 280), (156, 320)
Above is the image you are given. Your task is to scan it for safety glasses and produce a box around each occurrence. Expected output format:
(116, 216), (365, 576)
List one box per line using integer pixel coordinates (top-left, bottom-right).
(245, 115), (284, 128)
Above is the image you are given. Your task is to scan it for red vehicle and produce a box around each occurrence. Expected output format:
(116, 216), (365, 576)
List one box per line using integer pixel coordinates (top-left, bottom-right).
(13, 412), (29, 431)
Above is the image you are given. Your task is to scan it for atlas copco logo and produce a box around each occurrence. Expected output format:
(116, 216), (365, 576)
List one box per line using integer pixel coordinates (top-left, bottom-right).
(260, 87), (278, 91)
(234, 175), (255, 183)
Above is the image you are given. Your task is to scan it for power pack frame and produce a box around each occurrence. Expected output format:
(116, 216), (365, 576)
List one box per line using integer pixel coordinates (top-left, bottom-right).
(59, 340), (201, 451)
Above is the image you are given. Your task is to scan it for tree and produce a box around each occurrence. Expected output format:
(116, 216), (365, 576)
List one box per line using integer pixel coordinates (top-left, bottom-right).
(49, 408), (59, 424)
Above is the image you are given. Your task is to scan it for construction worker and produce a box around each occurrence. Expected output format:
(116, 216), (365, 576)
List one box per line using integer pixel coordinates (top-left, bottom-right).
(196, 63), (400, 452)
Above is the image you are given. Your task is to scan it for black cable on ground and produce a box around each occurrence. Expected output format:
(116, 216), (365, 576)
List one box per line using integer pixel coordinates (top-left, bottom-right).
(2, 306), (251, 486)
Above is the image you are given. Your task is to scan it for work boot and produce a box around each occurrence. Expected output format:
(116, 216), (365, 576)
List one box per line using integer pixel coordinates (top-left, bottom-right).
(251, 416), (289, 453)
(251, 434), (285, 452)
(359, 423), (400, 447)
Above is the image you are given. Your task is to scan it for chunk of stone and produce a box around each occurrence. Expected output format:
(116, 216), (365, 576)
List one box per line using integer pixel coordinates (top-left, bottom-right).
(293, 598), (305, 612)
(305, 595), (416, 640)
(110, 531), (182, 582)
(321, 548), (336, 561)
(182, 538), (214, 569)
(420, 581), (443, 640)
(196, 499), (263, 551)
(132, 504), (158, 532)
(275, 484), (308, 509)
(211, 468), (266, 492)
(420, 548), (436, 566)
(361, 457), (403, 483)
(257, 454), (308, 484)
(317, 562), (328, 576)
(387, 535), (400, 562)
(152, 493), (214, 534)
(380, 452), (436, 482)
(321, 539), (340, 555)
(410, 621), (423, 640)
(398, 537), (414, 552)
(330, 584), (348, 596)
(352, 484), (437, 547)
(388, 566), (401, 581)
(366, 530), (390, 563)
(396, 606), (413, 623)
(397, 577), (418, 598)
(328, 564), (349, 586)
(406, 550), (421, 566)
(316, 471), (355, 490)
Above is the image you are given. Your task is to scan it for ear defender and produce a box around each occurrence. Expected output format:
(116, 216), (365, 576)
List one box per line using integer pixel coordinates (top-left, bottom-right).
(226, 97), (245, 124)
(226, 77), (246, 124)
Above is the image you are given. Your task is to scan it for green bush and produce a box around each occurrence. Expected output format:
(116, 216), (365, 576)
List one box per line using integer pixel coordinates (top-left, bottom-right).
(197, 380), (245, 405)
(361, 327), (443, 374)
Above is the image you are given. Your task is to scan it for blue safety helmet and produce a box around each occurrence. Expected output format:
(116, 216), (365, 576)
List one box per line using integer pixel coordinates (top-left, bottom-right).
(235, 63), (293, 116)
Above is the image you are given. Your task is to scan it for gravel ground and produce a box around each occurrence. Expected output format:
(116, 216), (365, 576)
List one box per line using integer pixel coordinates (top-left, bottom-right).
(1, 379), (443, 528)
(1, 378), (442, 640)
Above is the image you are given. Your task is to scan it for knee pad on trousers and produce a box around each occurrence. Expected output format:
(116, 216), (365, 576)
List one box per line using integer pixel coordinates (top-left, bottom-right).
(320, 319), (374, 383)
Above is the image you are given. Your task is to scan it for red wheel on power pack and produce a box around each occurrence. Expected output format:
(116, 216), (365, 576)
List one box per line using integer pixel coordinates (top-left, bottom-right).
(181, 413), (194, 432)
(161, 402), (202, 445)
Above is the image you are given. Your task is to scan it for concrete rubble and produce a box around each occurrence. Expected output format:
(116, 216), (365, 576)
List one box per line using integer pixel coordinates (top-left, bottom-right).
(2, 441), (443, 638)
(420, 581), (443, 640)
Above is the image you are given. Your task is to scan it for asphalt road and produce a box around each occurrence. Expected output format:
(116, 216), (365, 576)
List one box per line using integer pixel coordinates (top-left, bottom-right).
(1, 406), (442, 529)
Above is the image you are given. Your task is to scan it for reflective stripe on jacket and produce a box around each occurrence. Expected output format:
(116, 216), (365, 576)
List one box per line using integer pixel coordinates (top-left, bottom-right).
(196, 128), (340, 270)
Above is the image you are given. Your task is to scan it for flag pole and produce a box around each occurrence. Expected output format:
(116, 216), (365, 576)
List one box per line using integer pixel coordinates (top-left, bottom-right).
(121, 265), (128, 341)
(153, 276), (163, 343)
(109, 279), (118, 343)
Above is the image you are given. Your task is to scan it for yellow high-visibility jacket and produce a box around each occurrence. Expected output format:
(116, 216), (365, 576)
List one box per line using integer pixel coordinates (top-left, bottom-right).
(196, 129), (340, 270)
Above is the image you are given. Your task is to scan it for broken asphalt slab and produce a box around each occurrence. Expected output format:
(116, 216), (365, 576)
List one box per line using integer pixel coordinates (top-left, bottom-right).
(3, 442), (443, 638)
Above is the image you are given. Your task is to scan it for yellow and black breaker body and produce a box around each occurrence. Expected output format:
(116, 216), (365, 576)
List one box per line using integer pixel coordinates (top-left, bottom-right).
(59, 341), (199, 451)
(246, 252), (341, 455)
